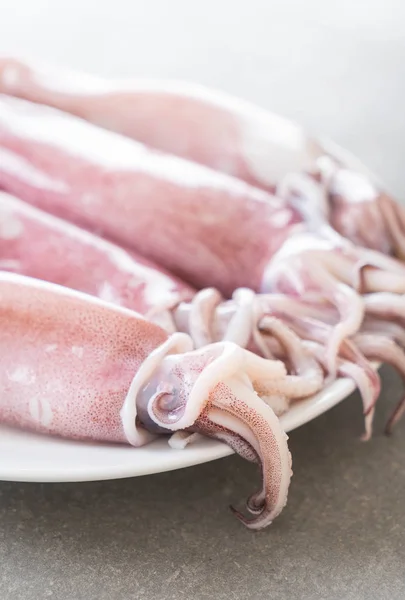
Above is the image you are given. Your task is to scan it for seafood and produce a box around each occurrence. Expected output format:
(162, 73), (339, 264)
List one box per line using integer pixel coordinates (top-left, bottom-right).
(0, 192), (325, 414)
(279, 161), (405, 261)
(0, 56), (323, 187)
(0, 64), (403, 529)
(0, 192), (377, 436)
(0, 97), (404, 437)
(0, 94), (302, 296)
(0, 271), (294, 529)
(0, 190), (195, 316)
(1, 94), (405, 379)
(0, 56), (403, 260)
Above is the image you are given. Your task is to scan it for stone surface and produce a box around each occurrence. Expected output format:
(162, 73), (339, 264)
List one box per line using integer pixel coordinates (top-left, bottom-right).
(0, 1), (405, 598)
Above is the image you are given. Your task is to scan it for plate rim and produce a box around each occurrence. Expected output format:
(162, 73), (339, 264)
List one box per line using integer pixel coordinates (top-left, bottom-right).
(0, 376), (356, 483)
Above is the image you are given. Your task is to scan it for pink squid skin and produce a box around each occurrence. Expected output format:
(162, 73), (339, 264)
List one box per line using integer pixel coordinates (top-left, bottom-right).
(0, 94), (303, 297)
(0, 271), (293, 529)
(5, 186), (386, 434)
(0, 190), (195, 315)
(0, 97), (350, 374)
(0, 56), (323, 189)
(0, 192), (326, 413)
(2, 96), (405, 432)
(2, 95), (405, 376)
(0, 272), (168, 444)
(1, 57), (403, 265)
(2, 56), (403, 263)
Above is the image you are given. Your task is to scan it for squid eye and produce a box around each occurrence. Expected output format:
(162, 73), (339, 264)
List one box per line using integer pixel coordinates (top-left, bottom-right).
(151, 383), (185, 425)
(135, 380), (171, 434)
(153, 383), (178, 413)
(136, 374), (187, 433)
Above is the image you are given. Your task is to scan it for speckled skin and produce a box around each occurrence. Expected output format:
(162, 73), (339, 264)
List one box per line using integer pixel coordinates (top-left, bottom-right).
(0, 274), (168, 443)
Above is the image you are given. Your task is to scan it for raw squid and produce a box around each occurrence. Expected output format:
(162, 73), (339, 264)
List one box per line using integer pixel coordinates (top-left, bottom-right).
(279, 161), (405, 261)
(0, 56), (323, 187)
(0, 94), (302, 296)
(0, 271), (294, 529)
(0, 190), (195, 316)
(0, 56), (403, 260)
(1, 94), (405, 380)
(0, 61), (403, 532)
(0, 191), (325, 414)
(3, 188), (392, 440)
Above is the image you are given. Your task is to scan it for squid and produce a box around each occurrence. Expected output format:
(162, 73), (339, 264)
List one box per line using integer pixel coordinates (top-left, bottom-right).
(2, 187), (395, 441)
(0, 56), (322, 187)
(1, 94), (405, 381)
(0, 56), (403, 260)
(0, 191), (381, 438)
(0, 190), (195, 317)
(0, 270), (295, 529)
(0, 61), (403, 532)
(0, 191), (326, 414)
(0, 97), (404, 436)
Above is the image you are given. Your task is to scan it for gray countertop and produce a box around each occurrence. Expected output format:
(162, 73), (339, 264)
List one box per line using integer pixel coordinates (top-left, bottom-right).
(0, 1), (405, 598)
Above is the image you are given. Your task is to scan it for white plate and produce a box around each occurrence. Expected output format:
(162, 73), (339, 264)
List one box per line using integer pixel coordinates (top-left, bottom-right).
(0, 376), (356, 482)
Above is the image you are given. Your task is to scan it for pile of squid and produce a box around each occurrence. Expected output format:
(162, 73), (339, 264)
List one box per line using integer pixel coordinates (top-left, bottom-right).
(0, 56), (404, 530)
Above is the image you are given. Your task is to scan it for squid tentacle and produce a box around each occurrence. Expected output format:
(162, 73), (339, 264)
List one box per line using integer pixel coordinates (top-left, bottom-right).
(354, 334), (405, 435)
(363, 292), (405, 321)
(315, 155), (405, 260)
(264, 238), (367, 375)
(377, 194), (405, 261)
(313, 262), (365, 374)
(385, 398), (405, 435)
(265, 311), (381, 435)
(303, 340), (379, 441)
(173, 287), (326, 404)
(258, 315), (324, 399)
(134, 341), (293, 529)
(361, 316), (405, 349)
